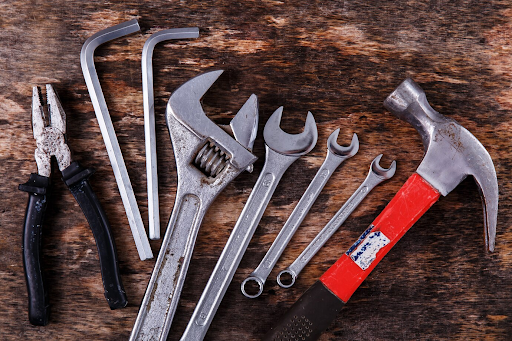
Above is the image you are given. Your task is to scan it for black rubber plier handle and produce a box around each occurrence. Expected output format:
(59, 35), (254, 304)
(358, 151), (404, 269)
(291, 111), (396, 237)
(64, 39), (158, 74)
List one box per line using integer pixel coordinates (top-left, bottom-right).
(20, 85), (127, 326)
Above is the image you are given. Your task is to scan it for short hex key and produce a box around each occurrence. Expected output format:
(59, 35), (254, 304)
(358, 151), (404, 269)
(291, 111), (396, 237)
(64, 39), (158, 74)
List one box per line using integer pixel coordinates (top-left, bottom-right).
(143, 28), (200, 240)
(81, 19), (153, 260)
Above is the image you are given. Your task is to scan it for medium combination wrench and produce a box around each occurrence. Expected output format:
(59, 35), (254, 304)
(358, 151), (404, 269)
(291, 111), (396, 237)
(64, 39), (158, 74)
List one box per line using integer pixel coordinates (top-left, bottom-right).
(130, 70), (258, 341)
(241, 129), (359, 298)
(81, 19), (152, 260)
(142, 27), (200, 240)
(277, 154), (396, 288)
(180, 107), (318, 340)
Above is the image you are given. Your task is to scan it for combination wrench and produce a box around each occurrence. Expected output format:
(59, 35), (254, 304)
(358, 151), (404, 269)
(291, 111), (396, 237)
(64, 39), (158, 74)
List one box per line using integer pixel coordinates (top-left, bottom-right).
(180, 107), (318, 340)
(130, 70), (258, 341)
(241, 129), (359, 298)
(277, 154), (396, 288)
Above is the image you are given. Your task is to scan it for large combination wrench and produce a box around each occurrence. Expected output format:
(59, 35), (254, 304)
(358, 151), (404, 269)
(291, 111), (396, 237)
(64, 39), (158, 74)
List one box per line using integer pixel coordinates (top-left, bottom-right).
(277, 154), (396, 288)
(241, 129), (359, 298)
(180, 107), (318, 340)
(130, 70), (258, 341)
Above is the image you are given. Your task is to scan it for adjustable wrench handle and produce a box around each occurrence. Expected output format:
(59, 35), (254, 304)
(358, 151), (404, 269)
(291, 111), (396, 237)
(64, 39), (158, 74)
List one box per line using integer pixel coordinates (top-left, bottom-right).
(61, 161), (127, 309)
(265, 173), (440, 340)
(181, 146), (299, 341)
(19, 173), (51, 326)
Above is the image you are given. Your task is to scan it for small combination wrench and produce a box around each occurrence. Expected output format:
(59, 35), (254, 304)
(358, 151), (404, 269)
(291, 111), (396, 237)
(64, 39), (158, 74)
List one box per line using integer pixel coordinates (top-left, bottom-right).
(180, 107), (318, 340)
(241, 129), (359, 298)
(130, 70), (258, 341)
(277, 154), (396, 288)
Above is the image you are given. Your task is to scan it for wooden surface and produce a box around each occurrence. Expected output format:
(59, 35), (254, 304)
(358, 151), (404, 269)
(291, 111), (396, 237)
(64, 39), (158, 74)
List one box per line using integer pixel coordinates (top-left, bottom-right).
(1, 1), (512, 340)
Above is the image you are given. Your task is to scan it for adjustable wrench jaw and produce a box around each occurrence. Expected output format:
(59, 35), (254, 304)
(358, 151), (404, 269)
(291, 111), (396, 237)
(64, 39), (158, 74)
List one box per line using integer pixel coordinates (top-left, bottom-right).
(167, 70), (258, 174)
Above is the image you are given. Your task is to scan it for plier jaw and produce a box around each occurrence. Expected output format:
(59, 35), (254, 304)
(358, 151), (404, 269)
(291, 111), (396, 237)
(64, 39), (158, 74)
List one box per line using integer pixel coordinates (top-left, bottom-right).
(32, 84), (71, 177)
(20, 85), (128, 325)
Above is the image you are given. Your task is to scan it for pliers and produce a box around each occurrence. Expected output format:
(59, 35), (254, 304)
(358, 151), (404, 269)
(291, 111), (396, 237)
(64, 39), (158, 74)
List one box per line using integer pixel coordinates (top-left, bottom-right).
(19, 84), (127, 326)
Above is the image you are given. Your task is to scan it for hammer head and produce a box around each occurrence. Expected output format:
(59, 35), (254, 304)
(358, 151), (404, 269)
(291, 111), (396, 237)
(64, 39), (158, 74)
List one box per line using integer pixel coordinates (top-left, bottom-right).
(383, 79), (498, 252)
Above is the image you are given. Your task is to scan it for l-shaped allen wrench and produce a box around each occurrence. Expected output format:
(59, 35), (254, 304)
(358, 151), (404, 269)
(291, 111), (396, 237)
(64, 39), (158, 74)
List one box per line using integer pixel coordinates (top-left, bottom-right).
(142, 27), (200, 240)
(81, 19), (153, 260)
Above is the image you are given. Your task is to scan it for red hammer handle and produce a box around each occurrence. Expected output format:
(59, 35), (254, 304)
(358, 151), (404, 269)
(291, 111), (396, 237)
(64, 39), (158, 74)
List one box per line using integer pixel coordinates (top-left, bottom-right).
(321, 172), (440, 301)
(265, 173), (440, 341)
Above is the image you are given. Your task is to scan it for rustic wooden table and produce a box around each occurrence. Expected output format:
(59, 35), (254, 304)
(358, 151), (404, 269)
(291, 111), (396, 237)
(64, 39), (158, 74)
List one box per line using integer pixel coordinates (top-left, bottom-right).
(1, 1), (511, 340)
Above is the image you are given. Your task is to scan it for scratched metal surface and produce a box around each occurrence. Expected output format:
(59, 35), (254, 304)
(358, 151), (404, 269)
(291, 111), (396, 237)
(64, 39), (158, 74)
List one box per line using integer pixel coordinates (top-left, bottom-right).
(0, 1), (511, 340)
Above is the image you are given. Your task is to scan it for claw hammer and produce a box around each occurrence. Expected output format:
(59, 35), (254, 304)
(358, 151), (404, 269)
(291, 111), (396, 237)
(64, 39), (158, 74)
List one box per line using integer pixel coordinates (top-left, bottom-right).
(265, 78), (498, 340)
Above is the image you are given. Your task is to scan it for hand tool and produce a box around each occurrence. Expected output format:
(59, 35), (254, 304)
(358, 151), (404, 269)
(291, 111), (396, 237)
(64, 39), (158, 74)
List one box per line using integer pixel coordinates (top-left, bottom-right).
(241, 129), (359, 298)
(264, 78), (498, 341)
(142, 27), (200, 240)
(276, 154), (396, 289)
(19, 85), (127, 326)
(81, 19), (153, 260)
(181, 107), (318, 341)
(130, 70), (258, 341)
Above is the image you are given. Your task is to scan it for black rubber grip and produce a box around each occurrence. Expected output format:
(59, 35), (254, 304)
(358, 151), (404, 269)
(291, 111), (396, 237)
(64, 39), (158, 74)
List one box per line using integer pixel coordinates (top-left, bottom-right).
(264, 281), (345, 341)
(61, 161), (127, 309)
(19, 173), (51, 326)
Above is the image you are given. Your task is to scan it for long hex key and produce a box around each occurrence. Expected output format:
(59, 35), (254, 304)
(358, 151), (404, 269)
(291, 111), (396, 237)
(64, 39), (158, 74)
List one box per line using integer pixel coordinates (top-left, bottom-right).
(241, 129), (359, 298)
(143, 28), (200, 240)
(181, 108), (317, 341)
(277, 154), (396, 288)
(81, 19), (153, 260)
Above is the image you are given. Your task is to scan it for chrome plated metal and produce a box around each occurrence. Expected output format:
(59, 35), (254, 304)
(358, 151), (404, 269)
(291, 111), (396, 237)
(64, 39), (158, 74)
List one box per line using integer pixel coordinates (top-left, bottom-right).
(180, 107), (318, 341)
(142, 27), (200, 240)
(384, 78), (497, 251)
(277, 154), (396, 288)
(241, 129), (359, 298)
(32, 85), (71, 177)
(81, 19), (153, 260)
(130, 70), (258, 341)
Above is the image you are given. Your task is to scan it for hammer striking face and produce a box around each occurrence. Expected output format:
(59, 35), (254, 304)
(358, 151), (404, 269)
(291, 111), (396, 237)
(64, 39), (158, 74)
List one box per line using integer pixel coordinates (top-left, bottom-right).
(264, 78), (498, 341)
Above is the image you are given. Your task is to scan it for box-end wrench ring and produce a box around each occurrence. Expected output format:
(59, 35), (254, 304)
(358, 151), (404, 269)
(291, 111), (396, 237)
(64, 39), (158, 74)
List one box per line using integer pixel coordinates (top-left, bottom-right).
(241, 129), (359, 298)
(277, 154), (396, 288)
(180, 107), (318, 341)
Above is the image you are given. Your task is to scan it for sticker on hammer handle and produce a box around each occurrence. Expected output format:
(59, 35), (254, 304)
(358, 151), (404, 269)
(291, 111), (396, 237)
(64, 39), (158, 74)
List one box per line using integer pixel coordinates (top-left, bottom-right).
(346, 225), (390, 270)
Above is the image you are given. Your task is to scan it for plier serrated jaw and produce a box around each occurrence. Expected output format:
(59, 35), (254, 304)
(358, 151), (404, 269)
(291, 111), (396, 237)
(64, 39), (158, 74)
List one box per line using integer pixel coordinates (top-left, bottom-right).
(32, 84), (71, 177)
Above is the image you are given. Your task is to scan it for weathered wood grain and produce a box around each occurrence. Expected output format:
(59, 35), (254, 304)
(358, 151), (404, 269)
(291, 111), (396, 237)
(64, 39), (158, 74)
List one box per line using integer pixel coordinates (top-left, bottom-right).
(1, 1), (511, 340)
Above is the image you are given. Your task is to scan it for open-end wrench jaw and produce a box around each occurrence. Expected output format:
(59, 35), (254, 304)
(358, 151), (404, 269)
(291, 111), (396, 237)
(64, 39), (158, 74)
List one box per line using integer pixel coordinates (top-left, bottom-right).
(327, 129), (359, 158)
(263, 107), (318, 156)
(371, 154), (397, 179)
(167, 70), (257, 173)
(384, 78), (497, 251)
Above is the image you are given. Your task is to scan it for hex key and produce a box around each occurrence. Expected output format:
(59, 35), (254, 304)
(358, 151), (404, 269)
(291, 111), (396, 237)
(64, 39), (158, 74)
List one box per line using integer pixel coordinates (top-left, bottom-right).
(142, 27), (199, 240)
(81, 19), (153, 260)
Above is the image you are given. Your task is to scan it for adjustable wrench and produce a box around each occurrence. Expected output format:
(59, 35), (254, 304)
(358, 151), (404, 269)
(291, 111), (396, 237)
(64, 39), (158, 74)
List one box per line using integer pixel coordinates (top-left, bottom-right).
(130, 70), (258, 341)
(241, 129), (359, 298)
(180, 107), (318, 340)
(277, 154), (396, 288)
